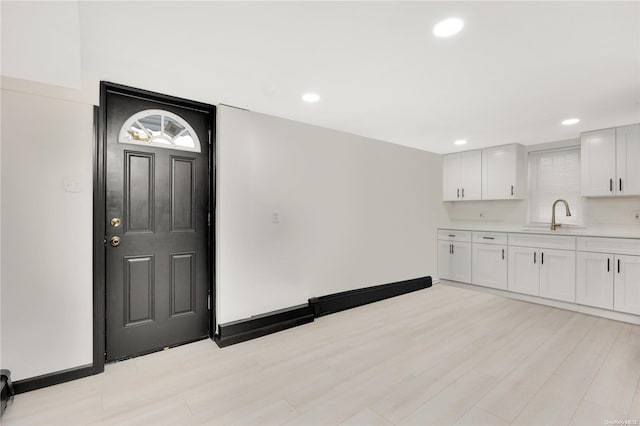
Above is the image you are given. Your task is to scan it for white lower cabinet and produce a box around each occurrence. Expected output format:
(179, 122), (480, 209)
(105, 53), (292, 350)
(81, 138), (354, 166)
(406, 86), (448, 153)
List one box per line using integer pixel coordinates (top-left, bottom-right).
(614, 255), (640, 315)
(508, 246), (540, 296)
(576, 251), (614, 310)
(472, 243), (507, 289)
(438, 240), (471, 283)
(539, 249), (576, 303)
(508, 246), (576, 302)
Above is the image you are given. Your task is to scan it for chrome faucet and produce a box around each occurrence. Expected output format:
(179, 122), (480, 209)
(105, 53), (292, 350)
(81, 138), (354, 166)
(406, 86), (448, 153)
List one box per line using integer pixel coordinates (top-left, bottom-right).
(551, 199), (572, 230)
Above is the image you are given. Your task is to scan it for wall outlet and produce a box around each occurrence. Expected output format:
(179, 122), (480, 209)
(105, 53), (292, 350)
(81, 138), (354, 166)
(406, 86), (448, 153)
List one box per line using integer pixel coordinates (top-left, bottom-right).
(272, 211), (280, 223)
(479, 211), (487, 219)
(633, 211), (640, 223)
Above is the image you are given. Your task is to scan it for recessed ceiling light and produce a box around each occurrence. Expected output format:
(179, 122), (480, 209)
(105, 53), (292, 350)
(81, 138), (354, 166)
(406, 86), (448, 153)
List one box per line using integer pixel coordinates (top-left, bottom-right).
(302, 93), (320, 103)
(561, 118), (580, 126)
(454, 139), (467, 145)
(433, 18), (464, 38)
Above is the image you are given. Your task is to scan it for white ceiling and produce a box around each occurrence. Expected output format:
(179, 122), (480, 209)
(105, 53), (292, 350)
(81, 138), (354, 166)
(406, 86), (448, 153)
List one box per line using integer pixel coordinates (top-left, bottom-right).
(5, 2), (640, 153)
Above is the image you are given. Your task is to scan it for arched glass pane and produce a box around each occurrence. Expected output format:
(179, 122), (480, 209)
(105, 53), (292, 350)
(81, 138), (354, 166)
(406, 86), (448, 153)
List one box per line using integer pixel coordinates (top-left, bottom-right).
(118, 109), (201, 153)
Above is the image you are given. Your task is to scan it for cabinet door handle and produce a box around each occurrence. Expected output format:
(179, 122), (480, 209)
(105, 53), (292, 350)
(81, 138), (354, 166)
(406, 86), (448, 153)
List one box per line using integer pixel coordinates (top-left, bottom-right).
(620, 178), (623, 192)
(462, 188), (465, 198)
(541, 252), (544, 265)
(610, 178), (613, 192)
(607, 258), (610, 272)
(502, 248), (504, 260)
(618, 259), (620, 274)
(533, 252), (536, 264)
(457, 188), (460, 198)
(511, 185), (514, 196)
(450, 244), (453, 254)
(482, 236), (495, 240)
(452, 244), (455, 255)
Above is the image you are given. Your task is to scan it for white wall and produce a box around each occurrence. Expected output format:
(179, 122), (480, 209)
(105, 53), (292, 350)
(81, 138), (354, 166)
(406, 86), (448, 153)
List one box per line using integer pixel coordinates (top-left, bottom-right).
(1, 79), (94, 381)
(216, 106), (447, 324)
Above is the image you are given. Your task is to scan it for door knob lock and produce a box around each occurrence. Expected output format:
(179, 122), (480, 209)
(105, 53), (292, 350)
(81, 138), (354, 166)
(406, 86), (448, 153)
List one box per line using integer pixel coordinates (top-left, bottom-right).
(110, 236), (121, 247)
(110, 217), (121, 228)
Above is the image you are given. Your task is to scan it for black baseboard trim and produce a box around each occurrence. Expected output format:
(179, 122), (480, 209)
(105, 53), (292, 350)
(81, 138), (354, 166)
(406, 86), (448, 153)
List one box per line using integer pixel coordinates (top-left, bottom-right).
(214, 304), (315, 348)
(13, 364), (94, 394)
(214, 276), (432, 347)
(309, 276), (432, 317)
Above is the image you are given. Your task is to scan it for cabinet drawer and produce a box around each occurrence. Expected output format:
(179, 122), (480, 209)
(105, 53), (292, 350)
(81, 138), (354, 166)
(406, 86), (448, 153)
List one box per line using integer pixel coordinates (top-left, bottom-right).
(577, 237), (640, 256)
(438, 229), (471, 242)
(472, 231), (507, 245)
(508, 233), (576, 250)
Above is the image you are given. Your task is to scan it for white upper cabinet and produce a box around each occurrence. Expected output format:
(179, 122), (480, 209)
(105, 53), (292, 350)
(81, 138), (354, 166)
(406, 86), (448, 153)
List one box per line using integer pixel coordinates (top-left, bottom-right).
(615, 124), (640, 196)
(482, 144), (526, 200)
(442, 150), (481, 201)
(581, 124), (640, 197)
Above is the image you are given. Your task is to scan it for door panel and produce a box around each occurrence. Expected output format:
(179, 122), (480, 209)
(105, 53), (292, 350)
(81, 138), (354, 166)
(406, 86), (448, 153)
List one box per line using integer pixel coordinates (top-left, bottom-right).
(171, 157), (196, 231)
(125, 152), (155, 232)
(438, 241), (452, 280)
(508, 246), (539, 296)
(576, 251), (614, 309)
(442, 153), (461, 201)
(123, 255), (155, 325)
(472, 243), (507, 290)
(614, 254), (640, 315)
(539, 249), (576, 303)
(460, 150), (481, 200)
(105, 88), (211, 361)
(616, 124), (640, 196)
(581, 128), (616, 196)
(482, 145), (515, 200)
(451, 242), (471, 283)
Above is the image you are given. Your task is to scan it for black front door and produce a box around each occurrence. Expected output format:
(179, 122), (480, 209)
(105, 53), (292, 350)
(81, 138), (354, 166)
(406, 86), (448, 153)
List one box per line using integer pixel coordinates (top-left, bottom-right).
(104, 84), (213, 361)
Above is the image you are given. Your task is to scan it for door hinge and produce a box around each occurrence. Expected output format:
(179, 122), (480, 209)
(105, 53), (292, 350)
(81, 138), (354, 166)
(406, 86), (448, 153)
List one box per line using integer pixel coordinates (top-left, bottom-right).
(103, 236), (108, 246)
(208, 295), (211, 310)
(208, 212), (211, 226)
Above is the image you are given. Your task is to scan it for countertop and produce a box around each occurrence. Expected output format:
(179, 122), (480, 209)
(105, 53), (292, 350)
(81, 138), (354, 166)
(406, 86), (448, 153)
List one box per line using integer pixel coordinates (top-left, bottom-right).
(440, 222), (640, 239)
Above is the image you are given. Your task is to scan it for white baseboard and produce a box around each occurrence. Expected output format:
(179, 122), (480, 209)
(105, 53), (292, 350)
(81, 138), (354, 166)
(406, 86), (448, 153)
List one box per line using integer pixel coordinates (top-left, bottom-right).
(441, 280), (640, 326)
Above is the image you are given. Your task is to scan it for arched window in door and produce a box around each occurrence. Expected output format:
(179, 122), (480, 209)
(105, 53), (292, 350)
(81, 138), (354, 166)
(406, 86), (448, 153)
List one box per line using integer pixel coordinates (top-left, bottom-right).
(118, 109), (201, 153)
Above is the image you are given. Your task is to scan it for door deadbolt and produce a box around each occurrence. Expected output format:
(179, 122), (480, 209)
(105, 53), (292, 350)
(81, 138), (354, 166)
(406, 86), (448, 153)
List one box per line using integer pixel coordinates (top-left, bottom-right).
(110, 236), (121, 247)
(110, 217), (121, 228)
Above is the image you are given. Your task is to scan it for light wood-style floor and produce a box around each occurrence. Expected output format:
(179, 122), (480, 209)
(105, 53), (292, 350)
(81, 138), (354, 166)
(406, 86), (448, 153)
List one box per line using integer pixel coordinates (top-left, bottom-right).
(4, 283), (640, 426)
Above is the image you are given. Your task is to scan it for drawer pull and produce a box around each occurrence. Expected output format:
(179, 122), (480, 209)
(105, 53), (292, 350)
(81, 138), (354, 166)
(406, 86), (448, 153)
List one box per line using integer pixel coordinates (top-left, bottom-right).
(448, 234), (456, 237)
(482, 236), (495, 240)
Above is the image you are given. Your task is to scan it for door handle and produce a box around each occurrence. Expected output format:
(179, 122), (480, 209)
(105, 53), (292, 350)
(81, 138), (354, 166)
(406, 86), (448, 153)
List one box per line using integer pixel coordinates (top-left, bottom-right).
(607, 258), (610, 272)
(610, 178), (613, 192)
(618, 259), (620, 274)
(620, 178), (623, 192)
(502, 248), (504, 260)
(110, 236), (121, 247)
(110, 217), (122, 228)
(462, 188), (464, 198)
(541, 252), (544, 265)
